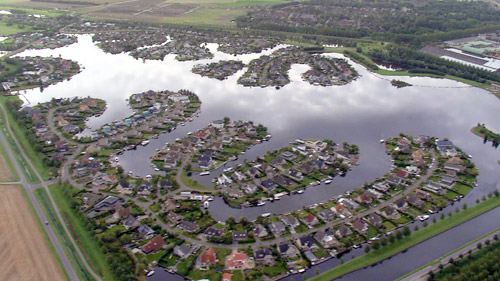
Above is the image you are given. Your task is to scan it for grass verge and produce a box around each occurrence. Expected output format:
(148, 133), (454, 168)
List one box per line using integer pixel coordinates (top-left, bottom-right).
(0, 95), (50, 181)
(309, 195), (500, 281)
(0, 112), (39, 183)
(0, 130), (19, 181)
(48, 183), (117, 281)
(395, 226), (500, 281)
(34, 187), (96, 281)
(18, 185), (71, 281)
(180, 171), (214, 191)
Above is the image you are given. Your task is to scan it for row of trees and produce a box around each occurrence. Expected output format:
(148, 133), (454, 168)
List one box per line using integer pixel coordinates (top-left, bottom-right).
(368, 46), (500, 84)
(60, 183), (138, 281)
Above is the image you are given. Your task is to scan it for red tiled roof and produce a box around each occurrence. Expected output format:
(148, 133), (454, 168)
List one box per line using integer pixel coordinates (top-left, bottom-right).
(141, 236), (164, 254)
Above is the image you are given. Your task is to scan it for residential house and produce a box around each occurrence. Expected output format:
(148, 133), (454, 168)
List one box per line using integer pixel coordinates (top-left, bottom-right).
(254, 247), (275, 265)
(317, 209), (335, 222)
(137, 224), (155, 239)
(254, 224), (269, 238)
(367, 213), (383, 228)
(352, 219), (368, 233)
(382, 205), (400, 220)
(174, 244), (193, 259)
(296, 235), (319, 251)
(222, 273), (232, 281)
(141, 236), (164, 254)
(336, 224), (353, 238)
(198, 248), (217, 269)
(232, 231), (248, 242)
(167, 212), (183, 224)
(394, 199), (409, 211)
(282, 215), (300, 229)
(225, 252), (252, 270)
(278, 243), (300, 258)
(301, 214), (319, 228)
(269, 221), (286, 236)
(314, 229), (338, 249)
(179, 221), (200, 233)
(205, 227), (224, 238)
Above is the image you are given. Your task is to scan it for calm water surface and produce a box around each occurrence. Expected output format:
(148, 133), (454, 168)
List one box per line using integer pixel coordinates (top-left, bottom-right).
(16, 34), (500, 280)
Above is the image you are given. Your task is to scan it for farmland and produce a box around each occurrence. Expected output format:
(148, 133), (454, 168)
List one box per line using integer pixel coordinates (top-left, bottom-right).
(0, 185), (65, 281)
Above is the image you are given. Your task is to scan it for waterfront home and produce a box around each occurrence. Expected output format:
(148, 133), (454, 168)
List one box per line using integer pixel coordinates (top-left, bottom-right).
(254, 224), (269, 238)
(415, 189), (432, 201)
(278, 243), (300, 258)
(205, 227), (224, 237)
(317, 209), (335, 222)
(288, 169), (303, 181)
(357, 192), (373, 205)
(167, 212), (184, 224)
(367, 213), (383, 228)
(336, 224), (353, 238)
(373, 182), (391, 193)
(198, 248), (217, 269)
(394, 199), (409, 211)
(382, 205), (400, 220)
(407, 194), (424, 207)
(314, 229), (338, 248)
(260, 179), (277, 192)
(254, 247), (275, 265)
(232, 231), (248, 242)
(301, 214), (319, 228)
(269, 221), (286, 236)
(352, 219), (368, 233)
(339, 198), (359, 210)
(297, 235), (319, 251)
(222, 273), (232, 281)
(282, 215), (300, 229)
(141, 236), (164, 254)
(423, 181), (445, 194)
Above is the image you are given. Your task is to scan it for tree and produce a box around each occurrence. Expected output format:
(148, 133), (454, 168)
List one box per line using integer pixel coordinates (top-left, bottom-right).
(364, 245), (371, 253)
(380, 236), (388, 246)
(372, 240), (380, 250)
(414, 225), (419, 232)
(396, 230), (403, 240)
(403, 226), (411, 237)
(463, 203), (468, 210)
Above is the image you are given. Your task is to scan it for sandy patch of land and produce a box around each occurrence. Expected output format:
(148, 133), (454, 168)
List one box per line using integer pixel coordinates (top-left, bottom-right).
(0, 185), (65, 281)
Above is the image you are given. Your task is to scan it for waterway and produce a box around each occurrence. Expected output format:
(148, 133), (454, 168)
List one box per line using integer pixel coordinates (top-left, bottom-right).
(15, 34), (500, 280)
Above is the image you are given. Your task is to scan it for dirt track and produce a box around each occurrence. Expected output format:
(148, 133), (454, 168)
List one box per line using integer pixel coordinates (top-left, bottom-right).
(0, 185), (65, 281)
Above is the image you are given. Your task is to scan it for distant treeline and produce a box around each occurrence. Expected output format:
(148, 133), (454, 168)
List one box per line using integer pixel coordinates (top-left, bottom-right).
(369, 46), (500, 84)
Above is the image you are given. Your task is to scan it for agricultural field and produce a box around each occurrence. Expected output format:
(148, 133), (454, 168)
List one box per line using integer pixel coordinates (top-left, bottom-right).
(0, 185), (65, 281)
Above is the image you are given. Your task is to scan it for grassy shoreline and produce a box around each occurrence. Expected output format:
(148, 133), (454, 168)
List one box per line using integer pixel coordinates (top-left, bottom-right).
(396, 226), (500, 281)
(0, 130), (19, 182)
(309, 195), (500, 281)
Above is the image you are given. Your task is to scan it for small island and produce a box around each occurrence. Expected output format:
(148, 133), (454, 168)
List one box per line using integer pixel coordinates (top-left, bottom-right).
(391, 79), (412, 88)
(192, 60), (245, 80)
(472, 123), (500, 148)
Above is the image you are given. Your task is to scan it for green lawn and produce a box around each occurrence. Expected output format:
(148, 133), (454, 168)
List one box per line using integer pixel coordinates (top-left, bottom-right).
(215, 0), (287, 7)
(163, 8), (244, 26)
(49, 184), (117, 281)
(309, 195), (500, 281)
(34, 187), (96, 281)
(0, 21), (31, 36)
(180, 171), (214, 190)
(0, 130), (19, 181)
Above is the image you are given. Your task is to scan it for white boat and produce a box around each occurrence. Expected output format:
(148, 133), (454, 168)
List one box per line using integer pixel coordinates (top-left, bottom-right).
(265, 134), (272, 141)
(207, 196), (214, 201)
(418, 215), (430, 221)
(154, 168), (160, 171)
(146, 271), (155, 277)
(468, 154), (473, 158)
(141, 140), (150, 146)
(223, 167), (233, 173)
(187, 132), (192, 135)
(261, 213), (271, 217)
(380, 139), (385, 143)
(297, 190), (304, 194)
(325, 180), (333, 184)
(257, 201), (266, 206)
(203, 201), (209, 209)
(200, 171), (210, 176)
(114, 157), (119, 161)
(175, 138), (181, 141)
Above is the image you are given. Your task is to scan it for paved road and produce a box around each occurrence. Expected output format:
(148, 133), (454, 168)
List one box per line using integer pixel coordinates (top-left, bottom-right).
(401, 228), (500, 281)
(0, 103), (103, 281)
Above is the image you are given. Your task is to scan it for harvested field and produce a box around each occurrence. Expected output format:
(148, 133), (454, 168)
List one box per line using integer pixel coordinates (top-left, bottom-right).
(95, 0), (196, 17)
(0, 185), (65, 281)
